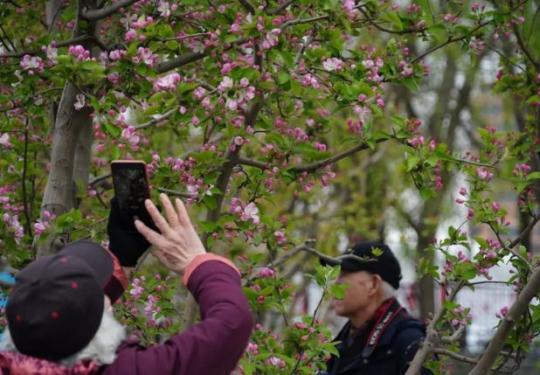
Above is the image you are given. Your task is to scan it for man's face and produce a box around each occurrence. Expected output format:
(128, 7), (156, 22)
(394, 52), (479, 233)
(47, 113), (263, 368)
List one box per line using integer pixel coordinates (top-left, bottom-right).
(332, 270), (377, 318)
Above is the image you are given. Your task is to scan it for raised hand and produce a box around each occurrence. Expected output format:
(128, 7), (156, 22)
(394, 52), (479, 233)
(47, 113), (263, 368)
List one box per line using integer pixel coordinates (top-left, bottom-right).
(134, 193), (206, 275)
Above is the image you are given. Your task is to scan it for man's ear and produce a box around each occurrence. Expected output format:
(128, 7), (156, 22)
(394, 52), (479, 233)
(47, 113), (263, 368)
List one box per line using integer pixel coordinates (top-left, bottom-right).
(370, 274), (382, 296)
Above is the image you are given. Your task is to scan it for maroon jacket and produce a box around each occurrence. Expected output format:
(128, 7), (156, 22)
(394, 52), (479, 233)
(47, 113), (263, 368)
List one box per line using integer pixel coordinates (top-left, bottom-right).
(0, 255), (254, 375)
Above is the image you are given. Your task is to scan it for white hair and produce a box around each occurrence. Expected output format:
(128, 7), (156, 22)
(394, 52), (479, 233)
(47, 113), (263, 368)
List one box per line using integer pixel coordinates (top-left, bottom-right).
(381, 280), (397, 299)
(0, 305), (126, 367)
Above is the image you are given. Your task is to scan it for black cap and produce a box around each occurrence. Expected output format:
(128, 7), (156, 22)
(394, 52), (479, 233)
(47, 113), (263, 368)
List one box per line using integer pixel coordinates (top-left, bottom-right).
(6, 240), (114, 360)
(321, 241), (402, 289)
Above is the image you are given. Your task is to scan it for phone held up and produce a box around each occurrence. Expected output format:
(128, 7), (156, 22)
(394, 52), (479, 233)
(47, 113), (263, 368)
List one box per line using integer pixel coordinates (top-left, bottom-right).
(110, 160), (154, 228)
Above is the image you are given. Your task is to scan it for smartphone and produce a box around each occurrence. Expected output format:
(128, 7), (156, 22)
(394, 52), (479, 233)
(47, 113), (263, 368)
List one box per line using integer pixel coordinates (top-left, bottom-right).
(111, 160), (153, 226)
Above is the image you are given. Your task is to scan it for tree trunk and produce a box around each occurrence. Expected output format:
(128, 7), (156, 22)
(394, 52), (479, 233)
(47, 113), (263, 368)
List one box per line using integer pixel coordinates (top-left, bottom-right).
(417, 235), (435, 321)
(73, 107), (94, 205)
(37, 83), (85, 257)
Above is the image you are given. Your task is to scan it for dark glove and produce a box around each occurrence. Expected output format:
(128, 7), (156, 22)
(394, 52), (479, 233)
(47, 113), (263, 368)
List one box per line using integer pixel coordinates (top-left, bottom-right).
(107, 197), (156, 267)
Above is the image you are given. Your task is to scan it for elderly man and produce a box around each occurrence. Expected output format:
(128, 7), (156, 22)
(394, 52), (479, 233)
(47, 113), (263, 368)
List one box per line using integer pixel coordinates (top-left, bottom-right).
(321, 241), (432, 375)
(0, 194), (253, 374)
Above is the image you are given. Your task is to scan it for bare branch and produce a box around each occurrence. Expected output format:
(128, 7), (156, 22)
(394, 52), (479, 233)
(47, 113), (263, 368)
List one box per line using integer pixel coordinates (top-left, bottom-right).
(81, 0), (139, 21)
(133, 108), (176, 130)
(238, 0), (256, 14)
(267, 0), (294, 15)
(468, 266), (540, 374)
(357, 6), (425, 35)
(237, 157), (271, 170)
(433, 348), (478, 365)
(291, 138), (387, 173)
(155, 51), (208, 74)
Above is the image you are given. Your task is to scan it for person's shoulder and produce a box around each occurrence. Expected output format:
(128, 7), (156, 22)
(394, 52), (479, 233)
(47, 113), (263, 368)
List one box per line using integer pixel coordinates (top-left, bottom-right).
(391, 314), (426, 349)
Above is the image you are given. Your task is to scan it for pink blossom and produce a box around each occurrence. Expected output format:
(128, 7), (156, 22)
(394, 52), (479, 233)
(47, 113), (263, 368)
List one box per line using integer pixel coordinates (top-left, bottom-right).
(314, 142), (327, 152)
(469, 38), (486, 54)
(292, 127), (308, 141)
(193, 87), (207, 100)
(20, 55), (44, 74)
(107, 73), (121, 84)
(267, 356), (286, 368)
(257, 267), (276, 278)
(109, 49), (126, 61)
(241, 202), (260, 224)
(491, 201), (501, 212)
(496, 306), (509, 319)
(130, 278), (144, 299)
(347, 119), (363, 134)
(459, 187), (467, 196)
(408, 135), (424, 148)
(33, 220), (48, 236)
(246, 342), (259, 355)
(221, 62), (234, 74)
(443, 13), (458, 23)
(43, 45), (58, 64)
(153, 72), (181, 92)
(124, 29), (137, 42)
(68, 45), (91, 61)
(218, 76), (234, 92)
(132, 47), (158, 66)
(467, 208), (475, 220)
(226, 98), (238, 111)
(274, 230), (287, 245)
(476, 167), (493, 182)
(0, 133), (11, 148)
(121, 126), (140, 147)
(191, 116), (200, 126)
(513, 163), (532, 176)
(157, 1), (173, 17)
(342, 0), (355, 11)
(323, 57), (345, 72)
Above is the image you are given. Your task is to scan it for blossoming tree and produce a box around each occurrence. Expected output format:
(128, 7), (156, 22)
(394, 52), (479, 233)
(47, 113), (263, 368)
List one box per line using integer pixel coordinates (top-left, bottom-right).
(0, 0), (539, 373)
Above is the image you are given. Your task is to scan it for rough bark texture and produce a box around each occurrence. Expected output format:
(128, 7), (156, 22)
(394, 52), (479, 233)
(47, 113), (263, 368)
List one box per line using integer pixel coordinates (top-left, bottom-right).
(73, 107), (94, 196)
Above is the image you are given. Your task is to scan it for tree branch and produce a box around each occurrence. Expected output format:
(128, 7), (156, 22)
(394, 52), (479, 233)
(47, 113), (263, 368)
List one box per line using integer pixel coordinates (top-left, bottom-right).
(357, 6), (426, 35)
(238, 0), (256, 14)
(291, 138), (387, 173)
(0, 35), (91, 58)
(433, 348), (478, 365)
(512, 23), (539, 69)
(468, 266), (540, 375)
(155, 51), (208, 74)
(133, 108), (176, 130)
(81, 0), (139, 21)
(267, 0), (294, 15)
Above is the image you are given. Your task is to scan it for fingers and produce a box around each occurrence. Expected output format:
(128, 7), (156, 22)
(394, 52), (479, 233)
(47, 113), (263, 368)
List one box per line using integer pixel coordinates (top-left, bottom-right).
(160, 193), (180, 228)
(134, 219), (163, 245)
(144, 199), (170, 234)
(174, 198), (191, 227)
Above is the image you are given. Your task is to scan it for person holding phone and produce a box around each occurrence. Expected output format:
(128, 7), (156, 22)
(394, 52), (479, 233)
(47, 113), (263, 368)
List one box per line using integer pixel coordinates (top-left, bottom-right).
(0, 194), (253, 375)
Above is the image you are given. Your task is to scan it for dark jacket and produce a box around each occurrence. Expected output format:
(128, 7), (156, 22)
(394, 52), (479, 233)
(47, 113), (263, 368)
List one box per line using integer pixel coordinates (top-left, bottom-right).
(325, 299), (432, 375)
(0, 255), (254, 375)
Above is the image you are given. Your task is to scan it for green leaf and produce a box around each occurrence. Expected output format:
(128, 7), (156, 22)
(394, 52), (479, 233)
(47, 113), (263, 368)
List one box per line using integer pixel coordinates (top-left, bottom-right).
(527, 171), (540, 181)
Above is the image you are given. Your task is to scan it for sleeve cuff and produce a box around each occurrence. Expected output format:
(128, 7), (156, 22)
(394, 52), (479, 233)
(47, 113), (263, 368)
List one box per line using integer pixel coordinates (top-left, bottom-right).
(182, 253), (241, 285)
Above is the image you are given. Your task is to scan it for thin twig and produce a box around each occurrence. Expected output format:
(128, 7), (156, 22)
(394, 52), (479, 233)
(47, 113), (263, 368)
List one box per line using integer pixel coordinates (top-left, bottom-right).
(238, 0), (256, 14)
(433, 348), (478, 364)
(133, 108), (176, 130)
(267, 0), (294, 15)
(156, 187), (197, 199)
(81, 0), (139, 21)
